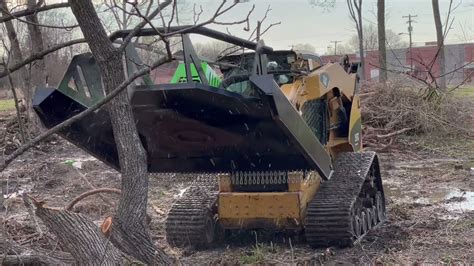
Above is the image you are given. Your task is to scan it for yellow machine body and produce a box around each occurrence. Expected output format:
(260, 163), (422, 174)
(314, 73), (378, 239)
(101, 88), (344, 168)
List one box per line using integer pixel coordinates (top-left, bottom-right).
(218, 172), (321, 229)
(217, 55), (363, 230)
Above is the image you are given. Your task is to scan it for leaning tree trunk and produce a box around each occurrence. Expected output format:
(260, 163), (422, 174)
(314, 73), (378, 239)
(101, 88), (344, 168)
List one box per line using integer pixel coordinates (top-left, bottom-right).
(348, 0), (365, 80)
(0, 0), (28, 93)
(432, 0), (446, 89)
(357, 2), (365, 80)
(377, 0), (387, 83)
(26, 0), (47, 87)
(67, 0), (171, 264)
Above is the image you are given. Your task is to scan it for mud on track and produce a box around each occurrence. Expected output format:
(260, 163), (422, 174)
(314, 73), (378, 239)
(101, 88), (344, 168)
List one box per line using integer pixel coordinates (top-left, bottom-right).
(1, 111), (473, 264)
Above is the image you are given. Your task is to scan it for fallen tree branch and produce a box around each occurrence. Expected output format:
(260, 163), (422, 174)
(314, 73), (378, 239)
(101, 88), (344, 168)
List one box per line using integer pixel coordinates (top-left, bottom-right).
(0, 2), (70, 24)
(119, 0), (172, 50)
(73, 168), (117, 207)
(65, 188), (121, 211)
(23, 194), (44, 237)
(376, 127), (413, 138)
(0, 38), (86, 79)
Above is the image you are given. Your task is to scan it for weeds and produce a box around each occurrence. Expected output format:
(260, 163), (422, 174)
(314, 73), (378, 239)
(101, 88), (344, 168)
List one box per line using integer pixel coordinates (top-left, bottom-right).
(239, 233), (277, 264)
(239, 242), (277, 264)
(450, 218), (474, 231)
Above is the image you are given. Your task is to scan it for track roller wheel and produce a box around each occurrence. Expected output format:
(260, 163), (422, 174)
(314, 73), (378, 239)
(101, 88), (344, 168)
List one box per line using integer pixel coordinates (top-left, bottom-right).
(365, 208), (373, 230)
(375, 191), (386, 222)
(352, 215), (361, 238)
(360, 210), (368, 234)
(371, 206), (377, 226)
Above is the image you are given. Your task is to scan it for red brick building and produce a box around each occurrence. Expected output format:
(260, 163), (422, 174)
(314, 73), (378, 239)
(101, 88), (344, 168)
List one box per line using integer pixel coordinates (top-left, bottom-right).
(321, 42), (474, 84)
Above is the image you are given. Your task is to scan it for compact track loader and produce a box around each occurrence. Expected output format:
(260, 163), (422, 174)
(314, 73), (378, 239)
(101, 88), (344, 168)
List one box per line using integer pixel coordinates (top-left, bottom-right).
(33, 26), (386, 248)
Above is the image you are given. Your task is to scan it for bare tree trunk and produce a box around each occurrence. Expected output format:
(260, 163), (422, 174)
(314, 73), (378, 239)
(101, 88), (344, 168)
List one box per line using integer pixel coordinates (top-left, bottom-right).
(0, 0), (27, 93)
(357, 1), (365, 80)
(348, 0), (365, 80)
(67, 0), (171, 264)
(7, 67), (27, 144)
(34, 203), (124, 264)
(432, 0), (446, 89)
(26, 0), (47, 87)
(121, 0), (127, 29)
(377, 0), (387, 83)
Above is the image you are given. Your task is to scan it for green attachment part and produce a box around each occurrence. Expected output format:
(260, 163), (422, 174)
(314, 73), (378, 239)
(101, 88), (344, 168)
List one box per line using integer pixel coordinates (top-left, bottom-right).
(170, 62), (221, 87)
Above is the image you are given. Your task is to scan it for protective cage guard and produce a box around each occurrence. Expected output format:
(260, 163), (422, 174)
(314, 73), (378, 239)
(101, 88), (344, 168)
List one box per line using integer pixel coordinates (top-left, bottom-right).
(32, 26), (333, 180)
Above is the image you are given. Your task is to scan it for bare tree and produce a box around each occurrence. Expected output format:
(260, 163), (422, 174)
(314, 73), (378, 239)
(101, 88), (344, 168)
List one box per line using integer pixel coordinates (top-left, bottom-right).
(348, 26), (406, 51)
(325, 43), (353, 55)
(25, 0), (47, 86)
(347, 0), (365, 80)
(432, 0), (446, 89)
(0, 2), (70, 24)
(38, 9), (77, 84)
(194, 40), (234, 61)
(457, 19), (474, 43)
(309, 0), (336, 9)
(67, 0), (173, 263)
(377, 0), (387, 83)
(0, 0), (27, 91)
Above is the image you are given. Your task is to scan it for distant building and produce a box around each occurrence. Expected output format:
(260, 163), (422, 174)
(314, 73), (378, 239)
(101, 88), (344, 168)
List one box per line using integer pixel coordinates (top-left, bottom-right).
(147, 43), (474, 86)
(149, 61), (179, 84)
(321, 42), (474, 85)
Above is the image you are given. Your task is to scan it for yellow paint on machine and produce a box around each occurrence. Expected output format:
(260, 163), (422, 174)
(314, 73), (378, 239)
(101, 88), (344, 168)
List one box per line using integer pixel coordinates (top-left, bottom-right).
(280, 63), (357, 114)
(348, 94), (362, 151)
(218, 173), (321, 230)
(219, 192), (301, 219)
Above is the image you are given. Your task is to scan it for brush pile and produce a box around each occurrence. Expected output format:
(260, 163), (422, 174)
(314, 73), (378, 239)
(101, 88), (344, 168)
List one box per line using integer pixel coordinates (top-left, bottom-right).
(360, 78), (474, 150)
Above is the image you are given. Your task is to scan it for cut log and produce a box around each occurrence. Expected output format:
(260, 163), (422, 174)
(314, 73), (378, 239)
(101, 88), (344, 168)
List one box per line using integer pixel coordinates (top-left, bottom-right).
(34, 202), (124, 265)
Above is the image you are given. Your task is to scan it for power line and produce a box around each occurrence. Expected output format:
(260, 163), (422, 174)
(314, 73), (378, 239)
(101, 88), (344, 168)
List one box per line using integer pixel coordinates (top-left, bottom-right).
(330, 40), (341, 56)
(402, 14), (417, 70)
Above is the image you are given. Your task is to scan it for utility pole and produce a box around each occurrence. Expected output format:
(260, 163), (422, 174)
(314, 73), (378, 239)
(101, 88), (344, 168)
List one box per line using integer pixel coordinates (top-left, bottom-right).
(330, 40), (341, 56)
(402, 14), (417, 70)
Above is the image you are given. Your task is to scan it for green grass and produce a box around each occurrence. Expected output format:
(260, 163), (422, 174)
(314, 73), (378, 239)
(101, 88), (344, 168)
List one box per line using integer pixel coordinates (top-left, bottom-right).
(452, 86), (474, 98)
(239, 242), (277, 264)
(451, 218), (474, 231)
(0, 99), (15, 111)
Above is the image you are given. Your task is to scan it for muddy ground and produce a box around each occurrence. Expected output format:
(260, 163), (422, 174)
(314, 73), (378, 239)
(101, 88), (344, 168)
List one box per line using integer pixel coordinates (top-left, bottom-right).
(1, 110), (473, 265)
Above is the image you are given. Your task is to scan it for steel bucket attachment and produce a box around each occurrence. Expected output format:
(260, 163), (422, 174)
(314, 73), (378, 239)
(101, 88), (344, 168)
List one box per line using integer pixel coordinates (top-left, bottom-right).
(33, 26), (332, 179)
(34, 74), (331, 178)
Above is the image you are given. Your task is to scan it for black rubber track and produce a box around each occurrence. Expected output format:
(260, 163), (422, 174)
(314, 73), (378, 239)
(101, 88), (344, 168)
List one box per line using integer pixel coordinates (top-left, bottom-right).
(165, 185), (218, 247)
(301, 99), (329, 145)
(304, 151), (386, 247)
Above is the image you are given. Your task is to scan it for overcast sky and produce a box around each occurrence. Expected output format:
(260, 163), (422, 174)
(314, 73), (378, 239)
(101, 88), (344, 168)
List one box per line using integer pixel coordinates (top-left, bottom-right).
(189, 0), (474, 53)
(2, 0), (472, 56)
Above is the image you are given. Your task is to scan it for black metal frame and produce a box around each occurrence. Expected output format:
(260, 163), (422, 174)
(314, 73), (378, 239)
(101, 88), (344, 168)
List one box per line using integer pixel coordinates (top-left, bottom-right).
(109, 26), (273, 53)
(111, 26), (274, 85)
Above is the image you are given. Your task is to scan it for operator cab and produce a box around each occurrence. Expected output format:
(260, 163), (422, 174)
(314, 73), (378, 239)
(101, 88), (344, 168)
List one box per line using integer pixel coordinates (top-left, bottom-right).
(216, 51), (323, 95)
